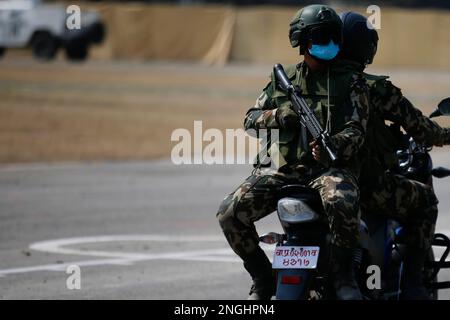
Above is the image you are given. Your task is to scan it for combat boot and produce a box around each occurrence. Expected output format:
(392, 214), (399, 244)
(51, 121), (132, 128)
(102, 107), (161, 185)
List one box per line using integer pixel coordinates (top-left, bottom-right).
(243, 247), (276, 300)
(330, 245), (363, 300)
(400, 246), (431, 300)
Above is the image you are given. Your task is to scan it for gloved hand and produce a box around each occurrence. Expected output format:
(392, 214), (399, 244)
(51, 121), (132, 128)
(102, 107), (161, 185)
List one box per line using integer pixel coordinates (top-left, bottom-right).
(309, 139), (331, 166)
(309, 140), (323, 162)
(275, 104), (299, 130)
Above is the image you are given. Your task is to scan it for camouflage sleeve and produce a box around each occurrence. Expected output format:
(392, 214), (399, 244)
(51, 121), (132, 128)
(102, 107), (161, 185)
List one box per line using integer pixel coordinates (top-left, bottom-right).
(243, 82), (280, 133)
(331, 74), (370, 161)
(373, 80), (450, 146)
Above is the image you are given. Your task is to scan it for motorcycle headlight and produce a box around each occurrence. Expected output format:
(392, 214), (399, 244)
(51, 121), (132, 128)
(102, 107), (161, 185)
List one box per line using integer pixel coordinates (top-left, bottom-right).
(277, 197), (319, 223)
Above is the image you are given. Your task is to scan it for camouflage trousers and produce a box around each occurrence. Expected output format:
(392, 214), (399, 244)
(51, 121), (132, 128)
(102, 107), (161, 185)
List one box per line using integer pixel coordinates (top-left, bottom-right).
(216, 166), (361, 260)
(360, 172), (438, 249)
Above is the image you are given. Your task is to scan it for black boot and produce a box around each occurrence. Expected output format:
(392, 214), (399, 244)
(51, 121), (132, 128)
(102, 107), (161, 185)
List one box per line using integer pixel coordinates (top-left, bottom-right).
(243, 247), (275, 300)
(330, 245), (363, 300)
(401, 246), (431, 300)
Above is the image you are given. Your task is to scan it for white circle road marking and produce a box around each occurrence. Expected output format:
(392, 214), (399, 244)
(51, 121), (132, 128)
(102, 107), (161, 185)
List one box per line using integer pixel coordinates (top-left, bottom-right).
(1, 231), (449, 278)
(30, 234), (231, 259)
(0, 234), (264, 277)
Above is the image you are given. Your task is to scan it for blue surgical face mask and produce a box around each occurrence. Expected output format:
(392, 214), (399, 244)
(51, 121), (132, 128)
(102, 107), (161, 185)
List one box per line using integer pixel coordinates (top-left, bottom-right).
(308, 40), (340, 61)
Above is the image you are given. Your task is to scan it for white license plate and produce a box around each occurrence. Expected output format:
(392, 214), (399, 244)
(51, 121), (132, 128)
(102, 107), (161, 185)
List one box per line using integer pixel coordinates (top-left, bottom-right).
(272, 246), (320, 269)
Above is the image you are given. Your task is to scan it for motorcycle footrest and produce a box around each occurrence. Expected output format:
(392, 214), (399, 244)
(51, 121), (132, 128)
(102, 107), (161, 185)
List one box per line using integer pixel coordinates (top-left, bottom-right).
(428, 281), (450, 290)
(425, 261), (450, 269)
(432, 238), (450, 247)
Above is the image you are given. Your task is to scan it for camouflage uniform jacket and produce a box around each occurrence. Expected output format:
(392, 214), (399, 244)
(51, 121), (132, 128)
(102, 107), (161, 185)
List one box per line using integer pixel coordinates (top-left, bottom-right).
(244, 60), (370, 176)
(360, 66), (450, 185)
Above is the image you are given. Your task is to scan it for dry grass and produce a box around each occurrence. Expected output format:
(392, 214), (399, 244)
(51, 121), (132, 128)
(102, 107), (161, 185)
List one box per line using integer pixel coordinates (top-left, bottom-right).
(0, 58), (449, 164)
(0, 58), (265, 163)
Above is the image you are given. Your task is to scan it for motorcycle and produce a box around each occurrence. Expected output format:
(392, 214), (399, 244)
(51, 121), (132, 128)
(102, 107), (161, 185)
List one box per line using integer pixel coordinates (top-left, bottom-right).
(259, 98), (450, 300)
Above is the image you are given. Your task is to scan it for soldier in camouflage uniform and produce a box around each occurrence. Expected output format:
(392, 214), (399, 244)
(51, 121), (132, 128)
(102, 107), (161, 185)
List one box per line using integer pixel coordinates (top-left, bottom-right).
(216, 5), (370, 300)
(339, 11), (450, 299)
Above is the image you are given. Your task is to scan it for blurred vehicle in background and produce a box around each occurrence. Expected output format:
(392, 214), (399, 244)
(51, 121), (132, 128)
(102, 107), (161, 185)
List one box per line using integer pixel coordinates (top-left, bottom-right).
(0, 0), (105, 61)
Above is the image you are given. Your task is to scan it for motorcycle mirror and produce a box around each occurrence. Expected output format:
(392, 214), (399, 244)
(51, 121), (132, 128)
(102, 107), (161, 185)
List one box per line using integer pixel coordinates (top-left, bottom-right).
(430, 97), (450, 118)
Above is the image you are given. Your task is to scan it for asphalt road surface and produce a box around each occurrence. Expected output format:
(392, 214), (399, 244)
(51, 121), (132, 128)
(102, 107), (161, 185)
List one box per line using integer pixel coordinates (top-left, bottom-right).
(1, 151), (450, 299)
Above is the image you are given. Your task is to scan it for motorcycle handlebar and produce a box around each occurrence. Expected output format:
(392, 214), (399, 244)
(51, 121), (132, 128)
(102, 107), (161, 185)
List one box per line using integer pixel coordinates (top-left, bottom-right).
(432, 167), (450, 179)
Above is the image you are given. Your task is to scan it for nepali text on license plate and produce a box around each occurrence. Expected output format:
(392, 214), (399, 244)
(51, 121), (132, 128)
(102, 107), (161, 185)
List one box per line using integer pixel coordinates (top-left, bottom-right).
(272, 246), (320, 269)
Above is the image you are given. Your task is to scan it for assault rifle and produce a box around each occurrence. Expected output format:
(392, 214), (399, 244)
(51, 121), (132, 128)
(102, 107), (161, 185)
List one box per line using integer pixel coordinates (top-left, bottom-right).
(273, 63), (338, 162)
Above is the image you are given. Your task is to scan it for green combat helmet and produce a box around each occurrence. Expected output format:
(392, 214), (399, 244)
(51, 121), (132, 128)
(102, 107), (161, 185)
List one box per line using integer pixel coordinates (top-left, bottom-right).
(289, 4), (343, 54)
